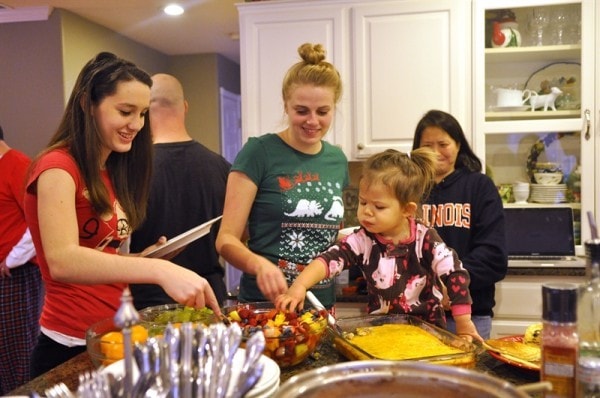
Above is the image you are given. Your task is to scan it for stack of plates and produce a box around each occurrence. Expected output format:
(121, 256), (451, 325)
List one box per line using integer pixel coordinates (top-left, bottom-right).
(529, 183), (567, 203)
(229, 348), (281, 398)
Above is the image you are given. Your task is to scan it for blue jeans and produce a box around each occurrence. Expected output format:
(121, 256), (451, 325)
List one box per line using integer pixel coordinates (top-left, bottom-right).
(445, 315), (492, 340)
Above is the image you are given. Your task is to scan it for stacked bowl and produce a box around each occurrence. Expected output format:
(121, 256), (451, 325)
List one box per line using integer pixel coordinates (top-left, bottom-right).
(511, 182), (530, 204)
(530, 162), (566, 204)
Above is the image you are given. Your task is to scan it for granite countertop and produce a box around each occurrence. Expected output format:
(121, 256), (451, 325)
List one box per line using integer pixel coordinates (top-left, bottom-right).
(9, 333), (541, 397)
(8, 267), (574, 396)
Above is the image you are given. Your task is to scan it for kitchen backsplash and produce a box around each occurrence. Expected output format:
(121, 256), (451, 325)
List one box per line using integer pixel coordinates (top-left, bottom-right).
(342, 161), (363, 227)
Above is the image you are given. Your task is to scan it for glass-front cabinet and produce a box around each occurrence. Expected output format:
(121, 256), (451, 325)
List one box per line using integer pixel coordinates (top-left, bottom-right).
(473, 0), (596, 253)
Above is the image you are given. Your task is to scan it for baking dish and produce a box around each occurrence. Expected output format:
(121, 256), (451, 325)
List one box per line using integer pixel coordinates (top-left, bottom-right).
(332, 314), (477, 368)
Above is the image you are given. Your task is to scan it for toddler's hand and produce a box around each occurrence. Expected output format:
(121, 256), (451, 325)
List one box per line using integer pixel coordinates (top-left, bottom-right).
(275, 284), (307, 312)
(454, 314), (484, 343)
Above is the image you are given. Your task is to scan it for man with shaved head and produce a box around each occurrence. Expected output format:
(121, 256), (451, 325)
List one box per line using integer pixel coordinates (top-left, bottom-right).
(130, 73), (231, 309)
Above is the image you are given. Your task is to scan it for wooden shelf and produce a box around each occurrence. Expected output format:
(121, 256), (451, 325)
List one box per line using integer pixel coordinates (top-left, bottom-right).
(485, 109), (579, 120)
(485, 44), (581, 63)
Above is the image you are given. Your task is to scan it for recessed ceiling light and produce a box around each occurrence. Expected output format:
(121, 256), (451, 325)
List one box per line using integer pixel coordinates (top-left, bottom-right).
(164, 4), (184, 16)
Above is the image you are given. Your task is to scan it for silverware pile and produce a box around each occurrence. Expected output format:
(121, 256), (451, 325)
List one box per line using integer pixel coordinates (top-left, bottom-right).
(45, 322), (266, 398)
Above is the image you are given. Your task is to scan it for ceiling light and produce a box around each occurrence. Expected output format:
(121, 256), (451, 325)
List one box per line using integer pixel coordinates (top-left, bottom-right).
(163, 4), (184, 16)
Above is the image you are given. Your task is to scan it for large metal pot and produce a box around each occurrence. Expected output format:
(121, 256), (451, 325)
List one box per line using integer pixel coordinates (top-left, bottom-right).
(274, 360), (529, 398)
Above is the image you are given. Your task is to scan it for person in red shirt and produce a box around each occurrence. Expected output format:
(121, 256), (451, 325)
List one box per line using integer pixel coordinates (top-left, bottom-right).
(24, 52), (221, 377)
(0, 124), (42, 394)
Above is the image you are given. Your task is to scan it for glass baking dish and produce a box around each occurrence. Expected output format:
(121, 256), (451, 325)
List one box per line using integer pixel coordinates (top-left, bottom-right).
(332, 314), (477, 368)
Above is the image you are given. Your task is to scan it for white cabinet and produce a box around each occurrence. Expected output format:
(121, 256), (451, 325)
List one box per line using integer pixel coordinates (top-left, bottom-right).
(237, 0), (471, 160)
(491, 274), (585, 338)
(473, 0), (597, 254)
(351, 0), (470, 158)
(237, 2), (349, 149)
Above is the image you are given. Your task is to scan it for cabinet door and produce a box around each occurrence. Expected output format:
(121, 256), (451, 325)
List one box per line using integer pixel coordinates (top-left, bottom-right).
(473, 0), (595, 253)
(491, 274), (585, 338)
(237, 4), (348, 149)
(351, 0), (471, 159)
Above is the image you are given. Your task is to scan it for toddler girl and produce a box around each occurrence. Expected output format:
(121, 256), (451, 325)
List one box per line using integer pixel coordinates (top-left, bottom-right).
(276, 148), (482, 341)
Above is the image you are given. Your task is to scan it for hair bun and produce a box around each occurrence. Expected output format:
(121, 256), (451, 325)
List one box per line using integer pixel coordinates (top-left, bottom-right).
(298, 43), (326, 65)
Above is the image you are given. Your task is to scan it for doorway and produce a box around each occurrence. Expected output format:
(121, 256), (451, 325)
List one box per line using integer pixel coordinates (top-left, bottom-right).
(219, 87), (243, 296)
(220, 87), (242, 164)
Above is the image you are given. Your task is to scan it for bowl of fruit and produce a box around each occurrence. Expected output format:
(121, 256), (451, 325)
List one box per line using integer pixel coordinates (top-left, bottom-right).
(222, 302), (328, 368)
(85, 317), (149, 368)
(86, 304), (216, 367)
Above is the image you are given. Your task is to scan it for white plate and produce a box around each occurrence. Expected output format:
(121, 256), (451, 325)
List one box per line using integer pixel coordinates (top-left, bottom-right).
(491, 106), (530, 112)
(144, 215), (222, 258)
(227, 348), (281, 398)
(531, 183), (566, 189)
(524, 62), (581, 110)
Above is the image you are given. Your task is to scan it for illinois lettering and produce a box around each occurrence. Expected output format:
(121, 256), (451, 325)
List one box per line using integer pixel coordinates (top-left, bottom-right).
(422, 203), (470, 229)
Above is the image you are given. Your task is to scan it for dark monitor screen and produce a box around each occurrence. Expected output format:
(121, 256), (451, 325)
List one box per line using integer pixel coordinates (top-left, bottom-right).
(504, 207), (575, 257)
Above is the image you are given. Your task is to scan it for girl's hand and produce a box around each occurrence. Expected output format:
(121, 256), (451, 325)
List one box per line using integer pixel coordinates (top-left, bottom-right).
(139, 236), (167, 257)
(454, 314), (484, 343)
(255, 260), (288, 302)
(139, 236), (185, 260)
(275, 284), (307, 312)
(158, 261), (222, 316)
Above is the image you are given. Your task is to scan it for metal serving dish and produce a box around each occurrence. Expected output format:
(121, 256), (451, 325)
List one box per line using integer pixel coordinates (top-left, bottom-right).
(332, 314), (477, 368)
(274, 360), (528, 398)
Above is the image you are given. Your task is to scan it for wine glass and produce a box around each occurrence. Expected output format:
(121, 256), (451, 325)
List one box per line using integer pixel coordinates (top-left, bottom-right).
(529, 8), (549, 46)
(551, 7), (567, 45)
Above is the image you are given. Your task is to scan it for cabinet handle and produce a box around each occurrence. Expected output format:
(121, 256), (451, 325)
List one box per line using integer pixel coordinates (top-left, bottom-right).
(584, 109), (590, 140)
(356, 143), (365, 150)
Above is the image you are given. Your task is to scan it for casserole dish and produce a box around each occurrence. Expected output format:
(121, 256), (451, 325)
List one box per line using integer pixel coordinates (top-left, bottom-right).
(332, 314), (477, 368)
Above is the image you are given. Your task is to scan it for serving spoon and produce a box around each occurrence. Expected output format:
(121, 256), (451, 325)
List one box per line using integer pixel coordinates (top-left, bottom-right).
(306, 291), (344, 336)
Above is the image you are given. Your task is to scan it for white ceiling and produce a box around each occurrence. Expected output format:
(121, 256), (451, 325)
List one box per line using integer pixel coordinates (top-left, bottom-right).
(0, 0), (242, 63)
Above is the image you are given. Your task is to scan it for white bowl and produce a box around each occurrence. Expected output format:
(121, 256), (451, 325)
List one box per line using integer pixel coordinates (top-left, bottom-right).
(534, 172), (563, 185)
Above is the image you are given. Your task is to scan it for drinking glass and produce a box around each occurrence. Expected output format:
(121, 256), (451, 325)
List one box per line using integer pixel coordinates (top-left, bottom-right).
(551, 7), (567, 45)
(529, 8), (550, 46)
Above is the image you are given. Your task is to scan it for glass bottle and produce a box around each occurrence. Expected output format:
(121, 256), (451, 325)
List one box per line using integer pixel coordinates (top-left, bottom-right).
(577, 239), (600, 397)
(541, 283), (578, 398)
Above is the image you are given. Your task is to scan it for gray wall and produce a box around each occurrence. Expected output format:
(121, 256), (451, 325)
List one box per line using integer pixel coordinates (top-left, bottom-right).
(0, 8), (240, 157)
(168, 54), (241, 152)
(0, 11), (64, 158)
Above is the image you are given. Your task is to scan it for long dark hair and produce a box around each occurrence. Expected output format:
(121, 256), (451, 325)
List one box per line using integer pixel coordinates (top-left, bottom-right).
(412, 109), (482, 173)
(39, 52), (153, 230)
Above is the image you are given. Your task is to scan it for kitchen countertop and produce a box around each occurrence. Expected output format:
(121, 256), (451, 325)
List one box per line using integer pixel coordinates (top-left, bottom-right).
(7, 267), (575, 396)
(9, 332), (541, 397)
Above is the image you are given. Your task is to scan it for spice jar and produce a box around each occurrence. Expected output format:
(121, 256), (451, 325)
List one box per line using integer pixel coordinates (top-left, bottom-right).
(541, 283), (578, 398)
